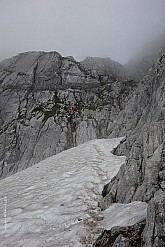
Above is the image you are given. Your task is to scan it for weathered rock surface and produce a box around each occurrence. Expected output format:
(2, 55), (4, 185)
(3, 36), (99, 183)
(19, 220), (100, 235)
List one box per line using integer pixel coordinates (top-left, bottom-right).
(96, 193), (164, 246)
(93, 201), (147, 247)
(0, 51), (137, 179)
(97, 49), (165, 246)
(101, 49), (165, 207)
(142, 191), (165, 247)
(101, 201), (147, 227)
(112, 235), (130, 247)
(94, 220), (146, 247)
(81, 57), (128, 80)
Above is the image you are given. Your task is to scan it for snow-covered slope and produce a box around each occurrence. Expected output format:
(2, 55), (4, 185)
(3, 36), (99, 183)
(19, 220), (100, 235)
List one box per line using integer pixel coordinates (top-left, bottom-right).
(0, 138), (125, 247)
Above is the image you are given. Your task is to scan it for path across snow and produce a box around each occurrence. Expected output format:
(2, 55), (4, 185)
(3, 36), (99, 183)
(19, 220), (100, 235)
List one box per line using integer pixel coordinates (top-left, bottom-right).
(0, 138), (125, 247)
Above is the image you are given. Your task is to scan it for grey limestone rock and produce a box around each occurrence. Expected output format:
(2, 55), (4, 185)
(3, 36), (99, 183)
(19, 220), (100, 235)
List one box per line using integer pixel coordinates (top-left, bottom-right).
(94, 201), (147, 246)
(100, 49), (165, 208)
(93, 220), (146, 247)
(142, 191), (165, 247)
(101, 201), (147, 226)
(0, 51), (137, 179)
(112, 235), (130, 247)
(81, 57), (128, 80)
(97, 47), (165, 247)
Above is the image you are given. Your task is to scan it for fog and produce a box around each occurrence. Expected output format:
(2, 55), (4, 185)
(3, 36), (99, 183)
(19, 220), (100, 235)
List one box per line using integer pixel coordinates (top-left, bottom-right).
(0, 0), (165, 64)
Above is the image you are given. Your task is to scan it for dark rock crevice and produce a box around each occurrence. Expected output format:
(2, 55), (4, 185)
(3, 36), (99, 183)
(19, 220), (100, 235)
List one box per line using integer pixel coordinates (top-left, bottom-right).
(94, 220), (146, 247)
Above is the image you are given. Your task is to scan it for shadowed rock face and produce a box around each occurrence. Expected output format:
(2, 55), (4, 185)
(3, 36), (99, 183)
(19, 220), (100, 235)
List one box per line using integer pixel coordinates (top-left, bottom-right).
(97, 49), (165, 247)
(100, 50), (165, 207)
(94, 220), (146, 247)
(0, 51), (137, 179)
(81, 57), (128, 80)
(143, 191), (165, 247)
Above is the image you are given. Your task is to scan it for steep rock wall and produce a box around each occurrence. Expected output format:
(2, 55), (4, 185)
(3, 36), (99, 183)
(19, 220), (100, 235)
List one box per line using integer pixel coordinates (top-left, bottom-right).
(0, 51), (136, 179)
(98, 49), (165, 247)
(100, 49), (165, 207)
(81, 57), (128, 80)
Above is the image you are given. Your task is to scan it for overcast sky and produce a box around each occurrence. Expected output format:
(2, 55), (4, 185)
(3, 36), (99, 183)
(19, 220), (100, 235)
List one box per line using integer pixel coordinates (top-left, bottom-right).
(0, 0), (165, 64)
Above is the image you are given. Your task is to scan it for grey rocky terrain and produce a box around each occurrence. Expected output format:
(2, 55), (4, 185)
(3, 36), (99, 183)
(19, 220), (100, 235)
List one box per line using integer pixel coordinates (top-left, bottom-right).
(0, 42), (165, 246)
(81, 57), (128, 80)
(95, 49), (165, 246)
(0, 51), (137, 179)
(100, 49), (165, 206)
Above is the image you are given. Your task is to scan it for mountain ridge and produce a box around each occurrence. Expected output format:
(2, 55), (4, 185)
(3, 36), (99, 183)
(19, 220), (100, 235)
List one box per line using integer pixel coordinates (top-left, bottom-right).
(0, 40), (165, 246)
(0, 50), (137, 179)
(95, 48), (165, 246)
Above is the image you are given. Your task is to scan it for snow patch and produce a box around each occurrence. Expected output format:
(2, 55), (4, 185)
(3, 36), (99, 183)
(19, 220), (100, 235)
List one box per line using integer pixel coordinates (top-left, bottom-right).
(0, 137), (125, 247)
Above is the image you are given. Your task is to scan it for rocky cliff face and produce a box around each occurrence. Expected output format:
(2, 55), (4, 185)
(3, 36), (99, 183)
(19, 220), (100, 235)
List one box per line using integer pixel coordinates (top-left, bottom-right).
(101, 49), (165, 205)
(97, 49), (165, 246)
(81, 57), (128, 80)
(0, 51), (136, 179)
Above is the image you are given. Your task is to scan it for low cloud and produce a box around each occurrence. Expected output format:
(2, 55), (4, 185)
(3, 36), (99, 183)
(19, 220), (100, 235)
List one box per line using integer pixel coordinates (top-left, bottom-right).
(0, 0), (165, 64)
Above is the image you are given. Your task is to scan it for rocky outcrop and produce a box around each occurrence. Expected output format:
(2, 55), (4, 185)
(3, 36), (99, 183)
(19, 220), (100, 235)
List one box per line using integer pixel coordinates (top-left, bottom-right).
(94, 220), (146, 247)
(95, 192), (165, 247)
(112, 235), (130, 247)
(100, 50), (165, 207)
(143, 191), (165, 247)
(0, 51), (137, 179)
(94, 192), (165, 246)
(96, 49), (165, 246)
(101, 201), (147, 226)
(93, 201), (147, 247)
(81, 57), (128, 80)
